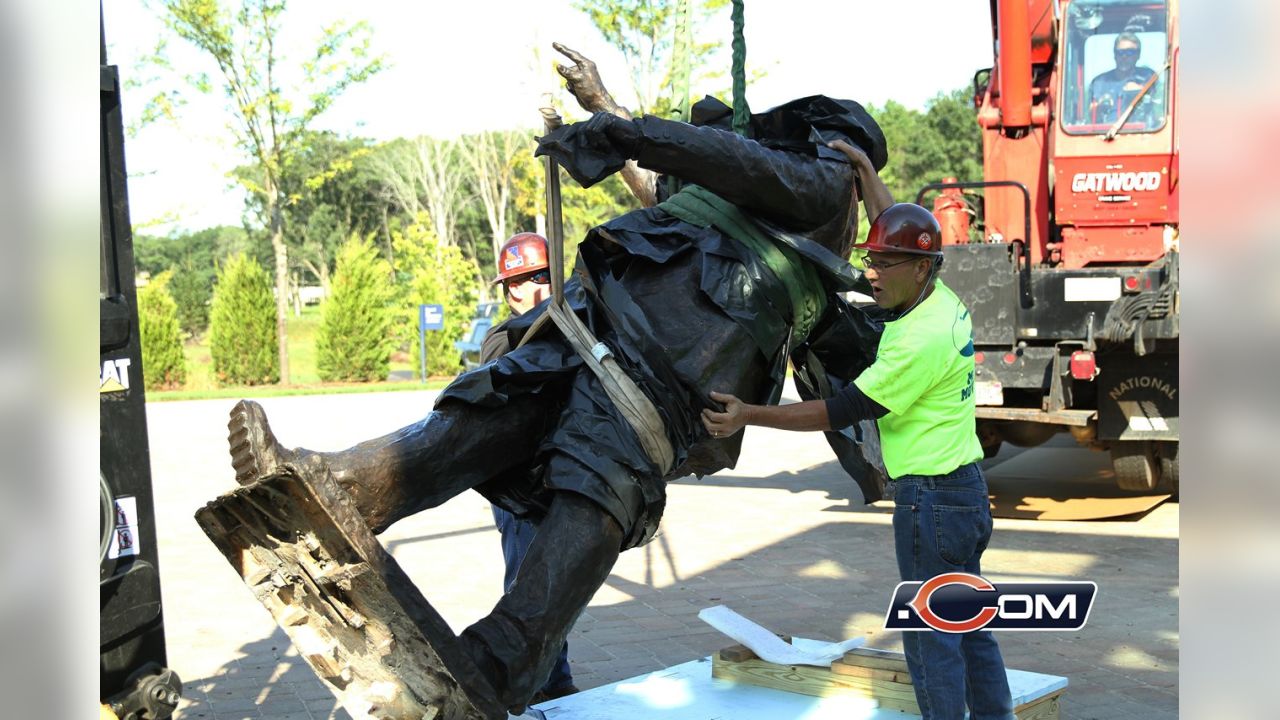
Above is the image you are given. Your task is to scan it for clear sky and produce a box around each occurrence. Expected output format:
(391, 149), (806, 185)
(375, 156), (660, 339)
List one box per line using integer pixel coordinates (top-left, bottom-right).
(104, 0), (994, 234)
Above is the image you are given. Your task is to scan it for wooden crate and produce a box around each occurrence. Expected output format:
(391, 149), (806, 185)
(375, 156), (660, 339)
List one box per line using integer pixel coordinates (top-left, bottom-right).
(711, 643), (1062, 719)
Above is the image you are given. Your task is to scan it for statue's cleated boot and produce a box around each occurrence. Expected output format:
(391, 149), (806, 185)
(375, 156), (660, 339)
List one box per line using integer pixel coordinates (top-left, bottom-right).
(227, 399), (295, 485)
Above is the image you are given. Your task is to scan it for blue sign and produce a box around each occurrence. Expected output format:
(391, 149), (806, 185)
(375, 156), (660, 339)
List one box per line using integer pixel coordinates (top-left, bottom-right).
(419, 304), (444, 331)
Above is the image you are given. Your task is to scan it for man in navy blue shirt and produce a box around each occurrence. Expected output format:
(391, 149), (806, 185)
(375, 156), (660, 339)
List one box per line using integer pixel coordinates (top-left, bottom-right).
(1088, 32), (1157, 124)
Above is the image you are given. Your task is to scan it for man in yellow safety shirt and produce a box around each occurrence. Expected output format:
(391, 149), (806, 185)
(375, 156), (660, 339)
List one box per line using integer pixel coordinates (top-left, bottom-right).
(702, 203), (1015, 720)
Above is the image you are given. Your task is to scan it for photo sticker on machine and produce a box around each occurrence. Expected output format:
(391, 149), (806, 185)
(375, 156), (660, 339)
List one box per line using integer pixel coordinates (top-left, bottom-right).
(108, 496), (141, 559)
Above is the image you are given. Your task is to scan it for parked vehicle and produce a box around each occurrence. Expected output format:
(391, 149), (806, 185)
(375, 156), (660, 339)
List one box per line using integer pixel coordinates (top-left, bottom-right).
(454, 302), (503, 371)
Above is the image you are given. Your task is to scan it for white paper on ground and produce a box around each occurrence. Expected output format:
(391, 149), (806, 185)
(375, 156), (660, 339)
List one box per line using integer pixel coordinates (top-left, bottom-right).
(697, 605), (866, 667)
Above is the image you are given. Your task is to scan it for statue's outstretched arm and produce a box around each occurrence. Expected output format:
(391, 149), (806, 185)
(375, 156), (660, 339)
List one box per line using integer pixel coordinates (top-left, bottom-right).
(553, 42), (658, 207)
(630, 115), (855, 232)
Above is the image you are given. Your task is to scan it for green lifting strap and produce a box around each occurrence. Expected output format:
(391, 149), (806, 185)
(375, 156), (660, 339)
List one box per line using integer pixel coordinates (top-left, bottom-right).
(658, 185), (826, 345)
(730, 0), (750, 136)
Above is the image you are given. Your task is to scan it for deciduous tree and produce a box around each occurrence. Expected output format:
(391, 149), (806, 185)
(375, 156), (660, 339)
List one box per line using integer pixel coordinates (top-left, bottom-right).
(147, 0), (384, 384)
(371, 137), (468, 255)
(457, 129), (534, 275)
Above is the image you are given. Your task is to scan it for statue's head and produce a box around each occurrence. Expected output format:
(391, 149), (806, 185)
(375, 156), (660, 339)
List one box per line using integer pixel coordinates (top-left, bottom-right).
(688, 95), (887, 172)
(683, 95), (886, 259)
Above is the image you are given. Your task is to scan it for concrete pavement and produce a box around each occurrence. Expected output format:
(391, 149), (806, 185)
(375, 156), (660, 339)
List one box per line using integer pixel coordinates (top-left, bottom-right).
(145, 389), (1177, 719)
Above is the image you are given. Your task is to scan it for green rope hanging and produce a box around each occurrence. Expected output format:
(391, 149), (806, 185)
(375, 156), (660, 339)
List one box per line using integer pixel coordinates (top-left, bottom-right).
(730, 0), (750, 135)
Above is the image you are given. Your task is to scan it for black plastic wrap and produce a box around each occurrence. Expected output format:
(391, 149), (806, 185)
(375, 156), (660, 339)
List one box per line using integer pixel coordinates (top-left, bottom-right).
(791, 297), (893, 502)
(446, 99), (890, 547)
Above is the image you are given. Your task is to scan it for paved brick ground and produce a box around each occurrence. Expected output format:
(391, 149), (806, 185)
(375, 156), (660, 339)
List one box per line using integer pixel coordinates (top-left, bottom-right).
(146, 389), (1177, 719)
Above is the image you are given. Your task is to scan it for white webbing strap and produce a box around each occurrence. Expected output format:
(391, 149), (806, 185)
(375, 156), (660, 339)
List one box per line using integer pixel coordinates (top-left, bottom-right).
(518, 118), (674, 475)
(545, 300), (675, 475)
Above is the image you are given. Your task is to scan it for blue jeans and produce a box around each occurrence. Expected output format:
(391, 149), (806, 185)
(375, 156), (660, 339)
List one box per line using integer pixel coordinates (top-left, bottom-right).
(892, 463), (1014, 720)
(492, 505), (575, 693)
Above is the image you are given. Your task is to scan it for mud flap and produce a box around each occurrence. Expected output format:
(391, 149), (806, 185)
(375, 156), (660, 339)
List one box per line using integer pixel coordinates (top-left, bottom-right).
(195, 467), (507, 720)
(1097, 351), (1178, 442)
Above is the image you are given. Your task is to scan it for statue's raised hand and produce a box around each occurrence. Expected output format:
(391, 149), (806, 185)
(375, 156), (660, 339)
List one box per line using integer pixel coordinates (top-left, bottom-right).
(553, 42), (616, 114)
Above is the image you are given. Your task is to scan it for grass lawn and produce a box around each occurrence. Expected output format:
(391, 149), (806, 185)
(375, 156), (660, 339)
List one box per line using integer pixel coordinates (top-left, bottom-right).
(157, 306), (452, 401)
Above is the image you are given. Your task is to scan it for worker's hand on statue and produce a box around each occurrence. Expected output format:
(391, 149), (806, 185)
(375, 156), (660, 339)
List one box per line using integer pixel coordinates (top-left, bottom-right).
(702, 391), (748, 439)
(827, 140), (872, 171)
(554, 42), (616, 114)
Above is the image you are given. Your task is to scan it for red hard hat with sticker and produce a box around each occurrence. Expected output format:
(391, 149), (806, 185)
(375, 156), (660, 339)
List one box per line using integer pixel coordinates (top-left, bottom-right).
(859, 203), (943, 257)
(493, 232), (550, 284)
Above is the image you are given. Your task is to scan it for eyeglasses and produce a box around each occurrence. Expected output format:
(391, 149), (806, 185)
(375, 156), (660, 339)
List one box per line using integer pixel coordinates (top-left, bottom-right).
(1114, 48), (1140, 58)
(862, 256), (920, 273)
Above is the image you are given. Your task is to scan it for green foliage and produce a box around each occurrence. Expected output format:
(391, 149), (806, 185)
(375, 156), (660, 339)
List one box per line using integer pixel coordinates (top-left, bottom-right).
(922, 88), (985, 184)
(865, 88), (983, 210)
(509, 151), (638, 277)
(368, 135), (478, 287)
(316, 235), (398, 382)
(134, 225), (258, 276)
(562, 172), (635, 271)
(138, 271), (188, 390)
(208, 253), (279, 385)
(134, 225), (258, 335)
(242, 130), (386, 287)
(392, 215), (482, 376)
(168, 260), (212, 335)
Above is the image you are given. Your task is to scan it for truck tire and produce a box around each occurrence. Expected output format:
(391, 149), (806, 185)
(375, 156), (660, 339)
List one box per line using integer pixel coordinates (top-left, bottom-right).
(1111, 442), (1159, 492)
(1158, 442), (1179, 498)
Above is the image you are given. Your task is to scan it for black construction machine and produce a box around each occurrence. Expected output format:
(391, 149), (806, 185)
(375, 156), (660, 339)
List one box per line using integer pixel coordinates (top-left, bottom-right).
(100, 11), (183, 719)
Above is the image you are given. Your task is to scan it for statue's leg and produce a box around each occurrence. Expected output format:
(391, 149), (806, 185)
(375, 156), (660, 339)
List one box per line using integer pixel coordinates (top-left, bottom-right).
(227, 396), (553, 533)
(459, 489), (624, 711)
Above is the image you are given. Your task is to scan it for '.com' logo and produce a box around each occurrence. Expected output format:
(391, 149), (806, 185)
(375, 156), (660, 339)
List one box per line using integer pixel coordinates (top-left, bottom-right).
(884, 573), (1097, 633)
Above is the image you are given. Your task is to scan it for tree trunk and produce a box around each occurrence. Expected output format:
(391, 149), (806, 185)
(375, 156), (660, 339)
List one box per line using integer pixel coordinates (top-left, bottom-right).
(269, 193), (291, 385)
(381, 203), (394, 268)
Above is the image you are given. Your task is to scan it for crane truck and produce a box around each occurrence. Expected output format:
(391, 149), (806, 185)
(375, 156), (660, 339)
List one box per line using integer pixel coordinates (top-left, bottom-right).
(922, 0), (1179, 493)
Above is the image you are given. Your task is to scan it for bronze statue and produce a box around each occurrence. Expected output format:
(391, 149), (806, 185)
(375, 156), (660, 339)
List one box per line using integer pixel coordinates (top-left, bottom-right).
(222, 46), (895, 716)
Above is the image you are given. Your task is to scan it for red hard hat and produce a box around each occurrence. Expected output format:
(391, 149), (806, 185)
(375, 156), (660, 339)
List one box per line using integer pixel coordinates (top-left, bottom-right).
(493, 232), (549, 284)
(859, 203), (943, 257)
